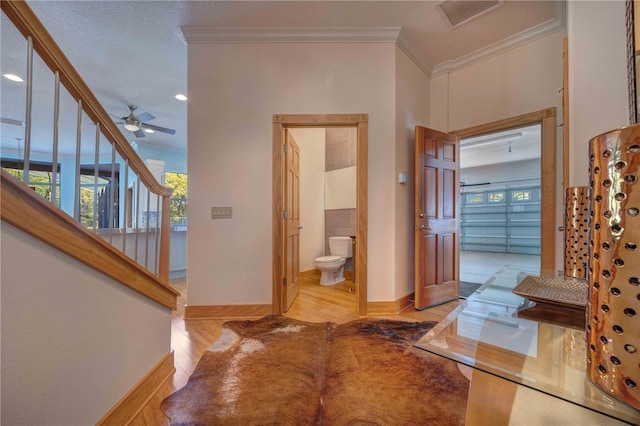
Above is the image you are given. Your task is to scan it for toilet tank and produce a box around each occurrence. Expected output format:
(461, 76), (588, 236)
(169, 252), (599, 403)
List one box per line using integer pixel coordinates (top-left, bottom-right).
(329, 236), (352, 257)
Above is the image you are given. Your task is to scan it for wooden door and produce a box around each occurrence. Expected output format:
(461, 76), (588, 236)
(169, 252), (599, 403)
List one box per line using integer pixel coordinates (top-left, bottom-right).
(283, 131), (301, 311)
(414, 126), (460, 309)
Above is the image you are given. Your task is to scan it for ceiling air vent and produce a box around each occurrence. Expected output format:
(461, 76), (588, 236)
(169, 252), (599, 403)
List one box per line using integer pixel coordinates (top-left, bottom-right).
(437, 0), (503, 29)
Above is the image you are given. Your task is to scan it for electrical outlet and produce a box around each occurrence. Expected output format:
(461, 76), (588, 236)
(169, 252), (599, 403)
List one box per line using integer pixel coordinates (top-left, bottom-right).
(212, 206), (232, 219)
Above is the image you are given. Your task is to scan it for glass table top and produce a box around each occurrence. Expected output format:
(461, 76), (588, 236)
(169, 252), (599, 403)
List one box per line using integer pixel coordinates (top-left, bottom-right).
(415, 289), (640, 424)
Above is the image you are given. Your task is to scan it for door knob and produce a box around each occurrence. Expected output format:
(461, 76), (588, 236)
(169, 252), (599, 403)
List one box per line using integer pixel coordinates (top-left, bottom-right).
(420, 224), (431, 231)
(419, 212), (425, 218)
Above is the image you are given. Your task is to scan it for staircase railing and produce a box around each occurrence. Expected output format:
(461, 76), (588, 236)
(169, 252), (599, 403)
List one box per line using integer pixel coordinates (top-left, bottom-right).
(1, 1), (177, 308)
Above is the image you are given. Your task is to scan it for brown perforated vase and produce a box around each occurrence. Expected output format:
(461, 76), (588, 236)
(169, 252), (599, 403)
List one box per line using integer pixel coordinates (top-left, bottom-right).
(565, 186), (589, 279)
(587, 124), (640, 410)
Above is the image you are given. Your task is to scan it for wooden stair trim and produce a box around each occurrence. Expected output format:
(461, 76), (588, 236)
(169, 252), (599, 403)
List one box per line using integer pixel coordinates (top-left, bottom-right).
(1, 171), (178, 310)
(96, 352), (175, 426)
(1, 0), (171, 197)
(185, 304), (273, 319)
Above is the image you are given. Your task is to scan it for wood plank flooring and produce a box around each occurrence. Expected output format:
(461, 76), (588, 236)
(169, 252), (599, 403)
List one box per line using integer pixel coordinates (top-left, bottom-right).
(131, 275), (462, 424)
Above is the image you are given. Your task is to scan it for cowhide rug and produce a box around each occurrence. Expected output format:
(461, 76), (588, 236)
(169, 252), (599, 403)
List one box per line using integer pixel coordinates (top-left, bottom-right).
(161, 316), (469, 425)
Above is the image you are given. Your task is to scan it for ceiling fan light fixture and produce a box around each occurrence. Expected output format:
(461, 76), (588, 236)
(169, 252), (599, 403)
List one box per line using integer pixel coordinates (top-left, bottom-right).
(124, 122), (140, 132)
(175, 94), (187, 101)
(3, 73), (23, 82)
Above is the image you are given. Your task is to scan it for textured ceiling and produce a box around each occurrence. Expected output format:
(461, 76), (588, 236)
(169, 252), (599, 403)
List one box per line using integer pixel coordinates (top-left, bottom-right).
(460, 124), (541, 169)
(1, 1), (563, 153)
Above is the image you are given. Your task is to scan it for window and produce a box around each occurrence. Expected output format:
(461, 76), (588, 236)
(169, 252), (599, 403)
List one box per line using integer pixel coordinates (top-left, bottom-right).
(165, 171), (187, 226)
(2, 159), (61, 207)
(488, 191), (505, 203)
(466, 193), (483, 204)
(512, 190), (532, 201)
(79, 164), (119, 229)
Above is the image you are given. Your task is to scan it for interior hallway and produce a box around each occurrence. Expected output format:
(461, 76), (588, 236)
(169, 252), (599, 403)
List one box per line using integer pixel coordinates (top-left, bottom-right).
(133, 277), (462, 424)
(135, 251), (542, 423)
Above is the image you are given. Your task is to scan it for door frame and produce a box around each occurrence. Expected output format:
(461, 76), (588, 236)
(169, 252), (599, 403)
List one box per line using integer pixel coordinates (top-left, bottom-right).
(272, 114), (368, 315)
(451, 107), (556, 277)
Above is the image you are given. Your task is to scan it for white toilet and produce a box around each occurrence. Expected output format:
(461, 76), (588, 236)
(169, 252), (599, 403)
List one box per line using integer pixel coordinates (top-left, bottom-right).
(315, 236), (353, 286)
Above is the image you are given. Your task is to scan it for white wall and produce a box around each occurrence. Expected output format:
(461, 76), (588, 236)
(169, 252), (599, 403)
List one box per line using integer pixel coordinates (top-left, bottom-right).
(1, 222), (171, 425)
(430, 29), (565, 274)
(461, 158), (541, 187)
(187, 42), (397, 304)
(567, 0), (628, 187)
(430, 30), (565, 132)
(395, 45), (431, 299)
(138, 145), (187, 174)
(289, 127), (326, 272)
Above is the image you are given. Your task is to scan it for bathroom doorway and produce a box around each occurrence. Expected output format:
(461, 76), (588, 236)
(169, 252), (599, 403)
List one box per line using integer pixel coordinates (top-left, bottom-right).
(272, 114), (368, 315)
(289, 127), (356, 291)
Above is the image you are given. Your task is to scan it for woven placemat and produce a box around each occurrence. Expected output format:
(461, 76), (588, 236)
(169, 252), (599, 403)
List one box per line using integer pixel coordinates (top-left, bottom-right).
(512, 275), (588, 307)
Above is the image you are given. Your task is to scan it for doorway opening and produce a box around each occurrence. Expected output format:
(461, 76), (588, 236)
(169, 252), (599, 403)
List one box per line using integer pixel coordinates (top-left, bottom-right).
(458, 123), (542, 294)
(452, 108), (557, 293)
(272, 114), (368, 315)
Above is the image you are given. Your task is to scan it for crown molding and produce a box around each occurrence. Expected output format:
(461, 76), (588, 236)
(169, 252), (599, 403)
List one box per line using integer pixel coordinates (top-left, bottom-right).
(181, 26), (432, 77)
(431, 1), (566, 77)
(181, 27), (402, 44)
(396, 30), (433, 77)
(180, 0), (566, 81)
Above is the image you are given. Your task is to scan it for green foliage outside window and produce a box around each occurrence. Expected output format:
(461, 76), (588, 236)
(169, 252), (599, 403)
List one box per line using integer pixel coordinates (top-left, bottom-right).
(4, 166), (60, 207)
(165, 171), (187, 226)
(79, 173), (112, 229)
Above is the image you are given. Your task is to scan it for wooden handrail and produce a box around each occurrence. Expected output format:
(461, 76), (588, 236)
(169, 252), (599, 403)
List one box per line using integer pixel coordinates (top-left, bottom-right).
(1, 1), (171, 197)
(1, 170), (179, 309)
(1, 1), (176, 307)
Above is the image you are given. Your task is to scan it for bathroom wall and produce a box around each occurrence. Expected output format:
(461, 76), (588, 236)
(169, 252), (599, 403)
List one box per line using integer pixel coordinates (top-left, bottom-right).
(324, 128), (357, 268)
(325, 128), (357, 171)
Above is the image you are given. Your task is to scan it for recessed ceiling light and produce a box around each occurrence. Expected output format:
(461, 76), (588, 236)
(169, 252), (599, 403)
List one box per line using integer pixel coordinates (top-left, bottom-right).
(175, 94), (187, 101)
(144, 128), (154, 134)
(3, 73), (23, 82)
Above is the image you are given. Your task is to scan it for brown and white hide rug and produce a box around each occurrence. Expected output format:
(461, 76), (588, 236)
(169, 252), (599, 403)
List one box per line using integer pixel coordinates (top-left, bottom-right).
(161, 316), (469, 425)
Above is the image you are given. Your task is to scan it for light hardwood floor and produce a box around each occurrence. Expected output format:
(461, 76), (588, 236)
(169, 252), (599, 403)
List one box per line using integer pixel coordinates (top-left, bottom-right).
(131, 275), (462, 425)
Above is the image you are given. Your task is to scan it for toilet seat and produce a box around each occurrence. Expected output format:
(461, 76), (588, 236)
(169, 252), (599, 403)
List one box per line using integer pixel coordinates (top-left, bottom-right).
(315, 255), (342, 263)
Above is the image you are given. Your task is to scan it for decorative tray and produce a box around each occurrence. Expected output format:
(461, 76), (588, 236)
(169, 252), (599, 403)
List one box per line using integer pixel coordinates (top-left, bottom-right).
(512, 275), (588, 309)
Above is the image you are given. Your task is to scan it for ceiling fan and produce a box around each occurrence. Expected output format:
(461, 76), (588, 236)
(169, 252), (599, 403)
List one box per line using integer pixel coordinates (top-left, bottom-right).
(1, 117), (25, 127)
(113, 105), (176, 138)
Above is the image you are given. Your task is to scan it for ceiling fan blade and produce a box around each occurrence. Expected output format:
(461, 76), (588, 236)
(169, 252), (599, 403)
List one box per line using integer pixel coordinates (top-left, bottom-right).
(136, 112), (156, 122)
(141, 123), (176, 135)
(1, 117), (25, 127)
(134, 129), (146, 138)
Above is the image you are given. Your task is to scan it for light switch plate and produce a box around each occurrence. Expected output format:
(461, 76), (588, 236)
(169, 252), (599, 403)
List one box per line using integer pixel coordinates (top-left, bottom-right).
(212, 206), (232, 219)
